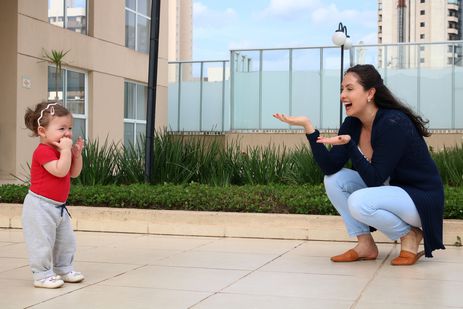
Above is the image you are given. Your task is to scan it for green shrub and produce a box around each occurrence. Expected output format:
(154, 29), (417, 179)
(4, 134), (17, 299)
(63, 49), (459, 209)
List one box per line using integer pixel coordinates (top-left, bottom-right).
(432, 144), (463, 187)
(1, 183), (461, 219)
(444, 186), (463, 219)
(73, 138), (119, 185)
(5, 132), (462, 218)
(285, 145), (324, 184)
(0, 185), (28, 203)
(12, 130), (463, 188)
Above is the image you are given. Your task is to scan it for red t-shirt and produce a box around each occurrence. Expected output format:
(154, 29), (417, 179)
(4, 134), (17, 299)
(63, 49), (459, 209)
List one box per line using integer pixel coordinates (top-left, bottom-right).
(29, 143), (70, 203)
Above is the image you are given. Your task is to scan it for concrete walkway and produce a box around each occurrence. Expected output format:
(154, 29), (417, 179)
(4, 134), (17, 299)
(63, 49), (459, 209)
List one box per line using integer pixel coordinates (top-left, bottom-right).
(1, 228), (462, 309)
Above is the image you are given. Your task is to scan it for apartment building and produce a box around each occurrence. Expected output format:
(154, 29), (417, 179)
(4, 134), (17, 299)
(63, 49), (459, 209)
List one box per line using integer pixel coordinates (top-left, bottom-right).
(0, 0), (192, 182)
(168, 0), (192, 82)
(378, 0), (462, 67)
(168, 0), (192, 62)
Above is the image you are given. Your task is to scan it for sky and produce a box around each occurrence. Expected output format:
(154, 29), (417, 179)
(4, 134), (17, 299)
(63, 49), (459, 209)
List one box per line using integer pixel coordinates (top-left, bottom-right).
(193, 0), (378, 61)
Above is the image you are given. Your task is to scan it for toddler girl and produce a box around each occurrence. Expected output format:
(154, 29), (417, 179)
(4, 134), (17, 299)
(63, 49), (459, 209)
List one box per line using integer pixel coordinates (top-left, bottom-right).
(23, 101), (85, 288)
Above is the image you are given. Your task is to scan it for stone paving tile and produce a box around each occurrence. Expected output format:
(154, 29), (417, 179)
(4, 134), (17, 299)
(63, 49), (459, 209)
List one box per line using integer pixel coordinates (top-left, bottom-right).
(102, 265), (249, 293)
(154, 250), (280, 270)
(0, 228), (461, 309)
(192, 293), (354, 309)
(26, 285), (212, 309)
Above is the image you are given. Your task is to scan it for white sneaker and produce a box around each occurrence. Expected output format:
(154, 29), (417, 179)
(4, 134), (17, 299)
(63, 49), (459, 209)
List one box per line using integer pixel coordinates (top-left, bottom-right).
(33, 275), (64, 289)
(60, 271), (84, 283)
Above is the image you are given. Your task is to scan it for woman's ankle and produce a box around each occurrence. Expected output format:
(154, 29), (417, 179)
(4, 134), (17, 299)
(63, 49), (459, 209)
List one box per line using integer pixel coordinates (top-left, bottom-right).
(354, 234), (378, 257)
(400, 227), (422, 254)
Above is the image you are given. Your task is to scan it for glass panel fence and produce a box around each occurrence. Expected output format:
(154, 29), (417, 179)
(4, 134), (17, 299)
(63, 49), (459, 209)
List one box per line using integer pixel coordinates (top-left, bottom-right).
(291, 48), (322, 129)
(232, 50), (260, 130)
(321, 47), (343, 129)
(168, 41), (463, 132)
(168, 61), (230, 132)
(201, 61), (229, 131)
(261, 49), (290, 130)
(455, 43), (463, 128)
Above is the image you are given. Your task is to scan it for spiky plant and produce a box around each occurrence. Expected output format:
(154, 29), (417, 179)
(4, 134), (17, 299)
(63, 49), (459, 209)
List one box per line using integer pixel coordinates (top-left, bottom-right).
(41, 49), (70, 101)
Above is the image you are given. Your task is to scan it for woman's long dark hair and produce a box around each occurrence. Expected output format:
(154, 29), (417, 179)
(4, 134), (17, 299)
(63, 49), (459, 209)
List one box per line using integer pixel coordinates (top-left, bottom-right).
(346, 64), (431, 137)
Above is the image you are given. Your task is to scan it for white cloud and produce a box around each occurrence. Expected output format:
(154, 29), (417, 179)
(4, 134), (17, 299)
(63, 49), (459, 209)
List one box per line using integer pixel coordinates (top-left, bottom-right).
(311, 4), (376, 28)
(193, 2), (237, 28)
(193, 2), (207, 15)
(260, 0), (320, 18)
(193, 0), (378, 61)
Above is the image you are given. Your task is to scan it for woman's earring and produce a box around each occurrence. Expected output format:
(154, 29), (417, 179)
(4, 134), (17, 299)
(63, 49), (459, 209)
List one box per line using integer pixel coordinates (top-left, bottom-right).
(367, 99), (371, 103)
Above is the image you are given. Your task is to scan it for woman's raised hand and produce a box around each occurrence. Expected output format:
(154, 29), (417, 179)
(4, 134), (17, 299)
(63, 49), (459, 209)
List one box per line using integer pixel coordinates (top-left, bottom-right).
(272, 113), (315, 134)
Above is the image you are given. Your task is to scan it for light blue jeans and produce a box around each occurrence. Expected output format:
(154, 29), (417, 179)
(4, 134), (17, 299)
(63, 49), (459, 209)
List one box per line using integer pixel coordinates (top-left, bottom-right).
(324, 168), (421, 241)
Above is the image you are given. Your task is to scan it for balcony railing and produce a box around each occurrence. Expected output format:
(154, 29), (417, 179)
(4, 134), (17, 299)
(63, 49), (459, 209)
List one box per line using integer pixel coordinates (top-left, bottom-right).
(168, 41), (463, 132)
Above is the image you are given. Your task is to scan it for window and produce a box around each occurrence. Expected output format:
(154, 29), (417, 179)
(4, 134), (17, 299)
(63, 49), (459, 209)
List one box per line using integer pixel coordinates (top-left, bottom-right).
(420, 34), (425, 39)
(48, 0), (87, 34)
(420, 0), (425, 3)
(124, 81), (147, 146)
(420, 46), (425, 51)
(125, 0), (151, 53)
(449, 21), (458, 29)
(420, 58), (425, 64)
(48, 66), (87, 139)
(420, 10), (425, 15)
(420, 22), (425, 27)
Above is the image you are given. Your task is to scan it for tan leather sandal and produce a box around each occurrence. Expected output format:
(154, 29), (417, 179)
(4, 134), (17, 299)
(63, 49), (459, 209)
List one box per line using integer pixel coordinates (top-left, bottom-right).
(331, 249), (377, 262)
(391, 250), (425, 266)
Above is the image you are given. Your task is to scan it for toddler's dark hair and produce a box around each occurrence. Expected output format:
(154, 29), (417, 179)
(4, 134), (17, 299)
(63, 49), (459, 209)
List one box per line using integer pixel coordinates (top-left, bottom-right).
(24, 101), (71, 137)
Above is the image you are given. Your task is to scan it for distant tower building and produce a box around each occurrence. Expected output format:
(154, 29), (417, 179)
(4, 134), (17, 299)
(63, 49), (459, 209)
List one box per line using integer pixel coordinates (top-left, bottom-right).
(378, 0), (462, 68)
(168, 0), (192, 62)
(168, 0), (193, 81)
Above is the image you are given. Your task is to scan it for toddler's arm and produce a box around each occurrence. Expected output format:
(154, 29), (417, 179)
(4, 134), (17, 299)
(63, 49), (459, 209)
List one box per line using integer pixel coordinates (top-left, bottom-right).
(43, 137), (73, 177)
(70, 137), (84, 178)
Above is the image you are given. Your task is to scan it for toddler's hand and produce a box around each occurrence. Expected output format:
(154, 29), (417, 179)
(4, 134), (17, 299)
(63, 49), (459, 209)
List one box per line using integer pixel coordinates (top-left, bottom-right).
(53, 137), (73, 152)
(72, 137), (85, 158)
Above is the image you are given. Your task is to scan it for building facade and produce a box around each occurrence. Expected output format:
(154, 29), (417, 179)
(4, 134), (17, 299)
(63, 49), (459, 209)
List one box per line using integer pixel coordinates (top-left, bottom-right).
(0, 0), (192, 182)
(378, 0), (462, 68)
(167, 0), (193, 82)
(168, 0), (192, 62)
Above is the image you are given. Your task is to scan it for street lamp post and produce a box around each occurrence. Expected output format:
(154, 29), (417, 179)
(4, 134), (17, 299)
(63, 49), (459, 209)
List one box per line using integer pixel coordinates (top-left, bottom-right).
(332, 22), (352, 127)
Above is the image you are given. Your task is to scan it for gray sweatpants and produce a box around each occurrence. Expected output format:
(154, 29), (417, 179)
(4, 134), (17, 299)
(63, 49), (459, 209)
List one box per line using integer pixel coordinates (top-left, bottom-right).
(22, 191), (76, 280)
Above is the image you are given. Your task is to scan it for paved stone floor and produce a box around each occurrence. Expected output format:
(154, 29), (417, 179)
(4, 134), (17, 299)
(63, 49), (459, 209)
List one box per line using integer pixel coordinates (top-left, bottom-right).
(1, 228), (462, 309)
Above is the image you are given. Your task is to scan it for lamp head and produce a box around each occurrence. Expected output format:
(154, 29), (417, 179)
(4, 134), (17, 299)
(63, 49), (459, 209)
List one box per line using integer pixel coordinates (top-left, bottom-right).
(343, 35), (352, 49)
(332, 30), (346, 46)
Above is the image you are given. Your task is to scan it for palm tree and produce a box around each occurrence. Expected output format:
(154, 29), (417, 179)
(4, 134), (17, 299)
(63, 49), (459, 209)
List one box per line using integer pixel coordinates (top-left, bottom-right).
(41, 49), (70, 101)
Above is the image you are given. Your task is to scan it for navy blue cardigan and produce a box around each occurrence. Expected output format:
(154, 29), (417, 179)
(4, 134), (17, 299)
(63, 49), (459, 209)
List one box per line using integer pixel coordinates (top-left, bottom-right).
(306, 108), (445, 257)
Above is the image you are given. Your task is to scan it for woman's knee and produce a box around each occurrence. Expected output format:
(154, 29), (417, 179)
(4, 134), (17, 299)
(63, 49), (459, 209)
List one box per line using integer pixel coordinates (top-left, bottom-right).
(324, 168), (365, 193)
(323, 174), (334, 189)
(324, 169), (348, 189)
(347, 190), (373, 219)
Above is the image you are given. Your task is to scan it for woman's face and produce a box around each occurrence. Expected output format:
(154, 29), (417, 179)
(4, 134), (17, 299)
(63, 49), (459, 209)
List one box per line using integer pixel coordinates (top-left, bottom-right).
(340, 72), (372, 117)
